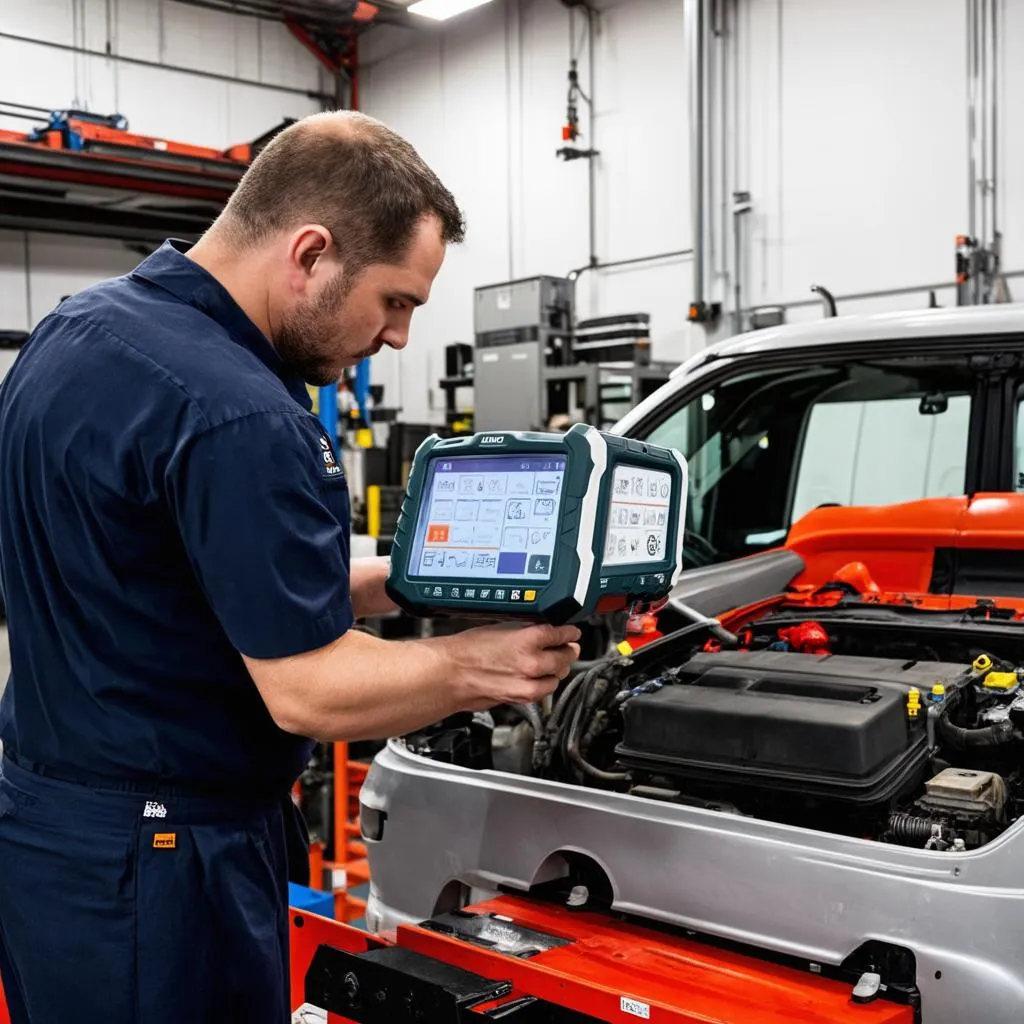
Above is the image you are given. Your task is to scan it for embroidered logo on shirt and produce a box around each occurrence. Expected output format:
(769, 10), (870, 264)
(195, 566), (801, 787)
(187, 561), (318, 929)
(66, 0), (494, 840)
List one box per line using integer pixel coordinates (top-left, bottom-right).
(319, 435), (343, 477)
(143, 801), (168, 819)
(153, 832), (177, 849)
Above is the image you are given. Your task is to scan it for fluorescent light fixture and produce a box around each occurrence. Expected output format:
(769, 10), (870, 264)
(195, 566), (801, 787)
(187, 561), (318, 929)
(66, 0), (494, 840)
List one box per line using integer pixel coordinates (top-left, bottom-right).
(408, 0), (497, 21)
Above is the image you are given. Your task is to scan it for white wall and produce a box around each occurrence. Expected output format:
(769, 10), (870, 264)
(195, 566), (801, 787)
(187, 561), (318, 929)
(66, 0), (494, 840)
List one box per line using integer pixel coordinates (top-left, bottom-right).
(3, 0), (1021, 425)
(363, 0), (694, 421)
(0, 0), (325, 332)
(361, 0), (1022, 423)
(737, 0), (970, 329)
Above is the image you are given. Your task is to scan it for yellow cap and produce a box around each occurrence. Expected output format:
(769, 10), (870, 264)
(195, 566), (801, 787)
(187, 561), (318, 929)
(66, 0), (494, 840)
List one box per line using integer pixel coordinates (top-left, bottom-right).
(973, 654), (994, 673)
(907, 688), (921, 717)
(983, 671), (1019, 690)
(616, 640), (634, 656)
(931, 683), (945, 696)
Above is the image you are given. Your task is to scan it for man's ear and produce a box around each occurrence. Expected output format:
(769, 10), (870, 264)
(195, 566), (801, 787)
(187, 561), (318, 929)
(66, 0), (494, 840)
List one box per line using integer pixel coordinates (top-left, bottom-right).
(289, 225), (334, 279)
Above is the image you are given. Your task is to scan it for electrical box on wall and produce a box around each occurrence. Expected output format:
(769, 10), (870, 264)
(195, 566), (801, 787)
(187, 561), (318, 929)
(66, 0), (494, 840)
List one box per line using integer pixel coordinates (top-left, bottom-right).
(687, 301), (722, 325)
(472, 277), (574, 432)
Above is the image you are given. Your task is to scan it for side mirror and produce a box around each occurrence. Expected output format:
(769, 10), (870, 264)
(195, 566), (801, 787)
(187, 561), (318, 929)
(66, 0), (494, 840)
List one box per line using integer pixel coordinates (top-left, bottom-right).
(919, 391), (949, 415)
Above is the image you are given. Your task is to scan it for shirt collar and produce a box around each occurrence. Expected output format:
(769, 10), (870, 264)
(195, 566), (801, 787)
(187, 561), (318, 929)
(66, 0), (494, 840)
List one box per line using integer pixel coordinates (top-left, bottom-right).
(131, 239), (312, 411)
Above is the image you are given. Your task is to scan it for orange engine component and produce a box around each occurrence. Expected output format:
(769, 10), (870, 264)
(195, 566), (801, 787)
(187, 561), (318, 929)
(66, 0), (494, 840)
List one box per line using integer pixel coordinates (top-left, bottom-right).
(778, 621), (831, 655)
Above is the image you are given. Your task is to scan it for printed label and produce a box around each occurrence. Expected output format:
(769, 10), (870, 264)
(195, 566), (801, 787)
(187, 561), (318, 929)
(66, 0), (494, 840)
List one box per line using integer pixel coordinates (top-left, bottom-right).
(620, 996), (650, 1019)
(153, 833), (177, 849)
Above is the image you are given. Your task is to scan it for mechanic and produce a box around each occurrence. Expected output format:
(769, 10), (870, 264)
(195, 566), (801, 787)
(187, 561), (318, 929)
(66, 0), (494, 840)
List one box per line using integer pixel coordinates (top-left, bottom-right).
(0, 111), (581, 1024)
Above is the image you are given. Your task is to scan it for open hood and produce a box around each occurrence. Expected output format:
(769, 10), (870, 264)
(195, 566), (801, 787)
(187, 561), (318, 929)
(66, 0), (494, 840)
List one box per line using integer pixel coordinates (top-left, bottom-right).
(780, 493), (1024, 617)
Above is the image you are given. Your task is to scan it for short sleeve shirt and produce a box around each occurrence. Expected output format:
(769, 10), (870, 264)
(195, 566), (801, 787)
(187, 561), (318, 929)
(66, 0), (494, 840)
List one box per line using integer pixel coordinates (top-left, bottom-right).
(0, 240), (353, 792)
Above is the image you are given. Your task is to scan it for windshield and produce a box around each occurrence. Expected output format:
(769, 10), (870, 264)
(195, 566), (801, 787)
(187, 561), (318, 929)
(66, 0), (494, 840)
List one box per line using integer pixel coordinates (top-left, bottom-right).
(637, 358), (976, 567)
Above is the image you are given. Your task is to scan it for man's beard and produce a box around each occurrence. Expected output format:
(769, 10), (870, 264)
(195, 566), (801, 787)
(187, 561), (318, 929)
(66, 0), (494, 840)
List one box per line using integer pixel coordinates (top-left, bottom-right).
(274, 272), (378, 386)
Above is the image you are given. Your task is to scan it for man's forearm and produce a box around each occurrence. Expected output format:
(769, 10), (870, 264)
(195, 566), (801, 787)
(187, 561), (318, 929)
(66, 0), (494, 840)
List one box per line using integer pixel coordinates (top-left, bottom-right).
(349, 556), (397, 618)
(258, 629), (468, 742)
(244, 621), (582, 743)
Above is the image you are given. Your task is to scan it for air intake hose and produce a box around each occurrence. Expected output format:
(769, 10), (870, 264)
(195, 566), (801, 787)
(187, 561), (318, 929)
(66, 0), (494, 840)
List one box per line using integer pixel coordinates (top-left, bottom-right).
(937, 685), (1017, 750)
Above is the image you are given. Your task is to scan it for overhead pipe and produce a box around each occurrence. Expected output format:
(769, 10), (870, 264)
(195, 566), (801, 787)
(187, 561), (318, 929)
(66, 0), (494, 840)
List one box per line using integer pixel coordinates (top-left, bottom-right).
(567, 249), (694, 284)
(744, 267), (1024, 316)
(732, 191), (751, 335)
(985, 0), (1001, 302)
(979, 0), (988, 271)
(687, 0), (707, 318)
(587, 4), (597, 270)
(991, 0), (999, 251)
(561, 3), (599, 269)
(167, 0), (418, 30)
(966, 0), (977, 287)
(963, 0), (1002, 304)
(0, 30), (334, 102)
(810, 284), (838, 319)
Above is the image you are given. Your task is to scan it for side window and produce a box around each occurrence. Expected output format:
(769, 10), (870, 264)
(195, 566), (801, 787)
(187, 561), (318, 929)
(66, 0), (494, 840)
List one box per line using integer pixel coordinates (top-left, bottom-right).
(790, 394), (971, 522)
(636, 361), (975, 567)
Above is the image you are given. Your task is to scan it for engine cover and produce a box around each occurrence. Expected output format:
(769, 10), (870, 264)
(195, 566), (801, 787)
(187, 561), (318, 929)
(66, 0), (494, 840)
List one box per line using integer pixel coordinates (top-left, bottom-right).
(617, 651), (966, 808)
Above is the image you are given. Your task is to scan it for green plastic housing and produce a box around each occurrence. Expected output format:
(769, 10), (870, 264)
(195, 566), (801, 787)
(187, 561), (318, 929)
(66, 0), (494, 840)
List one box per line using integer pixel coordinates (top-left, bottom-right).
(385, 424), (687, 625)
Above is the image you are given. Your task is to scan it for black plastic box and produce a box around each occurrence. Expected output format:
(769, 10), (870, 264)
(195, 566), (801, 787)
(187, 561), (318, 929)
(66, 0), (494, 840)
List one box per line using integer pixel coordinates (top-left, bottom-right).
(617, 651), (942, 807)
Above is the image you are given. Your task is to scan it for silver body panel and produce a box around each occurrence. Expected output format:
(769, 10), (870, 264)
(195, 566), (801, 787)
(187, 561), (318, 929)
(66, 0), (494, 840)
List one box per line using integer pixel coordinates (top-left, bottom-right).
(362, 739), (1024, 1022)
(364, 306), (1024, 1020)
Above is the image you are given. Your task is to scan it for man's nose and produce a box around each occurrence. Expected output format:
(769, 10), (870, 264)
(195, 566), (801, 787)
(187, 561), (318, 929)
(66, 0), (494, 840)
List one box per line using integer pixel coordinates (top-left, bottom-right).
(381, 326), (409, 351)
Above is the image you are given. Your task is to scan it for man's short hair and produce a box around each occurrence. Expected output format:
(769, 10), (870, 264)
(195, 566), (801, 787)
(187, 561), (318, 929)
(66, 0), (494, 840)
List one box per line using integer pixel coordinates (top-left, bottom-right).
(222, 111), (465, 271)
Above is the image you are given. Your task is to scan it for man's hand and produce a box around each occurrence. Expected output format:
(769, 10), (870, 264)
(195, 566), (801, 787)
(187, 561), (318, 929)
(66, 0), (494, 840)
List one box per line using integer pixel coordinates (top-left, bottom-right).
(244, 621), (582, 742)
(349, 556), (396, 618)
(440, 623), (581, 708)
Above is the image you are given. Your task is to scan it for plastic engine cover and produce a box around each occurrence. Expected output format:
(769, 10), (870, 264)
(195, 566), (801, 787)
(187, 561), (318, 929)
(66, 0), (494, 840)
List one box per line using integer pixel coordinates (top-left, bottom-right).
(616, 651), (965, 805)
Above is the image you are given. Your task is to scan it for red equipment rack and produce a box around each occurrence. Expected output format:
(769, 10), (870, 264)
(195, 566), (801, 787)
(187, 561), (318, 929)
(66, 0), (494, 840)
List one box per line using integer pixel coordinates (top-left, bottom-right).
(0, 112), (290, 242)
(290, 894), (918, 1023)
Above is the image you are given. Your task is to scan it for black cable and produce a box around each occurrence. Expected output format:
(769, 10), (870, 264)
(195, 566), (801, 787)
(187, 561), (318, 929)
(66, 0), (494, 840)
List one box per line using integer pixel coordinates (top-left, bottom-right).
(566, 675), (629, 783)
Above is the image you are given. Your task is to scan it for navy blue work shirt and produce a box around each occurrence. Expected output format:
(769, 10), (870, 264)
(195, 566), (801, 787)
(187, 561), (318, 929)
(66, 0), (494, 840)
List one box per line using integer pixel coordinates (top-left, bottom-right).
(0, 240), (354, 794)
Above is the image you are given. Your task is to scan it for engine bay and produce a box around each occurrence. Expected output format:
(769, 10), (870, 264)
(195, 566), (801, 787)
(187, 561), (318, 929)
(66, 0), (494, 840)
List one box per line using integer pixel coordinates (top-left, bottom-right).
(404, 608), (1024, 853)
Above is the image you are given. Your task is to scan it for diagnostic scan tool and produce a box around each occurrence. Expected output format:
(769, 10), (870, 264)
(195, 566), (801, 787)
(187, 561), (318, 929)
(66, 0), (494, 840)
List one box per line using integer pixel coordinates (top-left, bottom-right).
(385, 425), (688, 624)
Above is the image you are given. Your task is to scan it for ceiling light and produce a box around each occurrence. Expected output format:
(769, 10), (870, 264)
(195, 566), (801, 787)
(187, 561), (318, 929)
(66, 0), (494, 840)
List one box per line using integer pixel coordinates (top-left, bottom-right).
(408, 0), (497, 21)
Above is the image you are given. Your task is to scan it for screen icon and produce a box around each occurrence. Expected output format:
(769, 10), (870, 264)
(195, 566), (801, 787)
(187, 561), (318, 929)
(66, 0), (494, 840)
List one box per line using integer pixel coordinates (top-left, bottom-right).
(527, 554), (551, 575)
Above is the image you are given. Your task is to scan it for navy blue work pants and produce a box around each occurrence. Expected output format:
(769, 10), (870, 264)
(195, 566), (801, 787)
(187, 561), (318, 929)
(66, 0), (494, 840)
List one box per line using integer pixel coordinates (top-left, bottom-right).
(0, 756), (292, 1023)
